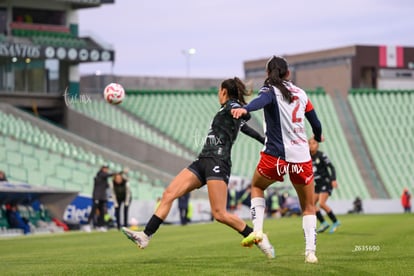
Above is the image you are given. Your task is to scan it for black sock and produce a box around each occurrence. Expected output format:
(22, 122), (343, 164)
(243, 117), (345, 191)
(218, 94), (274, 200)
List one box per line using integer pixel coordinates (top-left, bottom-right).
(239, 224), (253, 237)
(144, 215), (163, 237)
(316, 211), (325, 223)
(327, 211), (337, 223)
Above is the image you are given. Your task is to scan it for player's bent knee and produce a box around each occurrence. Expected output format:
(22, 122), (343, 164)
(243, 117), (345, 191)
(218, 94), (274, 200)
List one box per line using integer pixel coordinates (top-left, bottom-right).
(211, 210), (228, 223)
(303, 205), (315, 215)
(161, 189), (177, 203)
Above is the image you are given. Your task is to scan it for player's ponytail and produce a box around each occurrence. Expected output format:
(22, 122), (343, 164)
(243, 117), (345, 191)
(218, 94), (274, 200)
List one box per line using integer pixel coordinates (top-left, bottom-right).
(222, 77), (252, 105)
(264, 56), (293, 103)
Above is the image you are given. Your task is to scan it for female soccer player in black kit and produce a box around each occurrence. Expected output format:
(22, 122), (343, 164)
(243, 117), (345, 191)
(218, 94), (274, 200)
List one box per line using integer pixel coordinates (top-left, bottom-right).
(122, 77), (275, 259)
(309, 138), (340, 233)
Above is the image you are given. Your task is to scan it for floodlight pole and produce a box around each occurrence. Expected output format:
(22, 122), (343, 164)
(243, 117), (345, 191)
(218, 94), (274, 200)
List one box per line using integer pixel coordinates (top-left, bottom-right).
(182, 48), (196, 77)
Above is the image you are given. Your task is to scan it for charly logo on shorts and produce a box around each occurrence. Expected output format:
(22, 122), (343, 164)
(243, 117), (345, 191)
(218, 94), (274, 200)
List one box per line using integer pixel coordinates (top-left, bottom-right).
(212, 166), (220, 173)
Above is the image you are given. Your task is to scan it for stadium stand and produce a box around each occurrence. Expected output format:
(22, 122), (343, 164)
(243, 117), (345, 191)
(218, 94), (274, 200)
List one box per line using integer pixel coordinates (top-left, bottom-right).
(0, 109), (167, 200)
(122, 90), (265, 178)
(11, 22), (88, 48)
(121, 89), (369, 200)
(307, 91), (371, 200)
(348, 89), (414, 199)
(122, 91), (217, 153)
(69, 99), (195, 160)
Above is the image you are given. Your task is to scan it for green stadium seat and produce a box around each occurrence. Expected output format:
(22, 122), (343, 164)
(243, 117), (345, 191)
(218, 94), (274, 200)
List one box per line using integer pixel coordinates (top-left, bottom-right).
(6, 151), (22, 166)
(44, 176), (64, 188)
(4, 138), (20, 151)
(349, 90), (414, 199)
(27, 169), (46, 186)
(0, 110), (166, 200)
(55, 165), (72, 180)
(70, 100), (195, 160)
(307, 93), (370, 200)
(22, 155), (39, 169)
(0, 147), (5, 162)
(7, 165), (28, 182)
(72, 170), (90, 186)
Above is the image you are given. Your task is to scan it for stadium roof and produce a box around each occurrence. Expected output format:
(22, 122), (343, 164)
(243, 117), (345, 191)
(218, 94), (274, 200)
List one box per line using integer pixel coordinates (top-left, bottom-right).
(54, 0), (115, 9)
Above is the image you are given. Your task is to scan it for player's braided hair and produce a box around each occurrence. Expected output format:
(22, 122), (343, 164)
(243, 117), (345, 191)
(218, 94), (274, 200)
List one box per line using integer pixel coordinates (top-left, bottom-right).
(222, 77), (252, 105)
(264, 56), (293, 103)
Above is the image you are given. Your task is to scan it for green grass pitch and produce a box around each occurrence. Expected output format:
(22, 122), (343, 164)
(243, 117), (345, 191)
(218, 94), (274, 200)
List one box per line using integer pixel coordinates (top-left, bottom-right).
(0, 214), (413, 275)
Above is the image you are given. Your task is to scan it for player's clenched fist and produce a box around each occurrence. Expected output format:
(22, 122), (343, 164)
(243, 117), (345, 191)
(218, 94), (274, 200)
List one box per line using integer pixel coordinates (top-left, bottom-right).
(231, 108), (247, 119)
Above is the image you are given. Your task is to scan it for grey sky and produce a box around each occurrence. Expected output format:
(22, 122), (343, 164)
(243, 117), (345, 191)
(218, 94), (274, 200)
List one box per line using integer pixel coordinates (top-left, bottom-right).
(78, 0), (414, 78)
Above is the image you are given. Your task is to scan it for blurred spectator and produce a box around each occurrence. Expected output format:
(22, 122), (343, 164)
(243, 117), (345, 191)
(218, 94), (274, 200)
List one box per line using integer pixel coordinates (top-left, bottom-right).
(178, 193), (190, 225)
(237, 187), (251, 208)
(86, 165), (126, 232)
(280, 192), (301, 217)
(266, 191), (282, 218)
(227, 181), (237, 211)
(187, 201), (193, 223)
(110, 173), (131, 230)
(401, 188), (411, 213)
(0, 170), (7, 181)
(155, 197), (161, 211)
(103, 205), (113, 228)
(5, 203), (30, 234)
(348, 197), (363, 214)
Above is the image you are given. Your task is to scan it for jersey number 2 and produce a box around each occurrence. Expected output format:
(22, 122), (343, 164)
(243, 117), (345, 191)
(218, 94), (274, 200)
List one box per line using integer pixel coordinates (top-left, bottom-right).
(292, 96), (302, 123)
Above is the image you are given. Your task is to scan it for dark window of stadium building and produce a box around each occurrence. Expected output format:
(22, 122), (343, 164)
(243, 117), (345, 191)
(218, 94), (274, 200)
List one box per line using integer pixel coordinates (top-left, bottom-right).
(12, 7), (65, 25)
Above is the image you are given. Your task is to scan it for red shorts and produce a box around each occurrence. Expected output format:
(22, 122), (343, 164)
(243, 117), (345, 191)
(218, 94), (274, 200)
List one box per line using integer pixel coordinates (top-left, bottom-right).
(256, 152), (314, 185)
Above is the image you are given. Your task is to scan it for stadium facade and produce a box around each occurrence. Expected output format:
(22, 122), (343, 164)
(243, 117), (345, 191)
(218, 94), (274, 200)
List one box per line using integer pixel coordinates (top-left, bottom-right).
(244, 45), (414, 95)
(0, 0), (114, 97)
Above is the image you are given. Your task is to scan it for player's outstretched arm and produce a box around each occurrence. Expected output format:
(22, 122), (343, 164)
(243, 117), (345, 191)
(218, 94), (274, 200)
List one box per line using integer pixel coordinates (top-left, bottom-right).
(232, 90), (274, 119)
(240, 122), (265, 144)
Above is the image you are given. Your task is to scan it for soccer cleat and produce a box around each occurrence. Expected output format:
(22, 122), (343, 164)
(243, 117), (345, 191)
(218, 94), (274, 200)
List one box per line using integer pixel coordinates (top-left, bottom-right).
(241, 231), (264, 248)
(305, 251), (318, 264)
(97, 226), (108, 232)
(81, 224), (92, 233)
(121, 227), (150, 249)
(256, 233), (275, 259)
(329, 221), (341, 233)
(317, 221), (330, 233)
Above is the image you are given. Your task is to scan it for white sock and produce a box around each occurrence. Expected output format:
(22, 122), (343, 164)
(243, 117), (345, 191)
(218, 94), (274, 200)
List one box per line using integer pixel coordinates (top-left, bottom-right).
(303, 215), (317, 253)
(251, 197), (266, 232)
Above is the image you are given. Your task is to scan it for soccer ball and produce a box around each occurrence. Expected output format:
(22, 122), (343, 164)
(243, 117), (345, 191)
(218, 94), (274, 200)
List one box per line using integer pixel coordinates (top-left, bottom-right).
(103, 83), (125, 105)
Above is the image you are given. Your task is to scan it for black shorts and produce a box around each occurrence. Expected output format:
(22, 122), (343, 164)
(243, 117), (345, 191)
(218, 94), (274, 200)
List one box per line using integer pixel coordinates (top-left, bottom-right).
(315, 181), (332, 195)
(188, 157), (231, 186)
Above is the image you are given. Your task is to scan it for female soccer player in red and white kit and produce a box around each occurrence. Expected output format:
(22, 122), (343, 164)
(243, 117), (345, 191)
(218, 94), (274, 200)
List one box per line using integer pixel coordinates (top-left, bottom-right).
(122, 77), (275, 259)
(232, 56), (322, 264)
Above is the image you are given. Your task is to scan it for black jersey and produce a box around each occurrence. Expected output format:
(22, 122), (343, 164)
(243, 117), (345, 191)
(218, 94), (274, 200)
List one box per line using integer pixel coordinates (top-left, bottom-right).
(198, 99), (251, 165)
(311, 150), (336, 186)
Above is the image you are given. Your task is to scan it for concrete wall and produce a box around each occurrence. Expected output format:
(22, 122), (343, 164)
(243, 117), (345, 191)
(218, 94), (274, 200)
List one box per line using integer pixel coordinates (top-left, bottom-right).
(80, 75), (223, 93)
(0, 92), (64, 108)
(295, 63), (352, 96)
